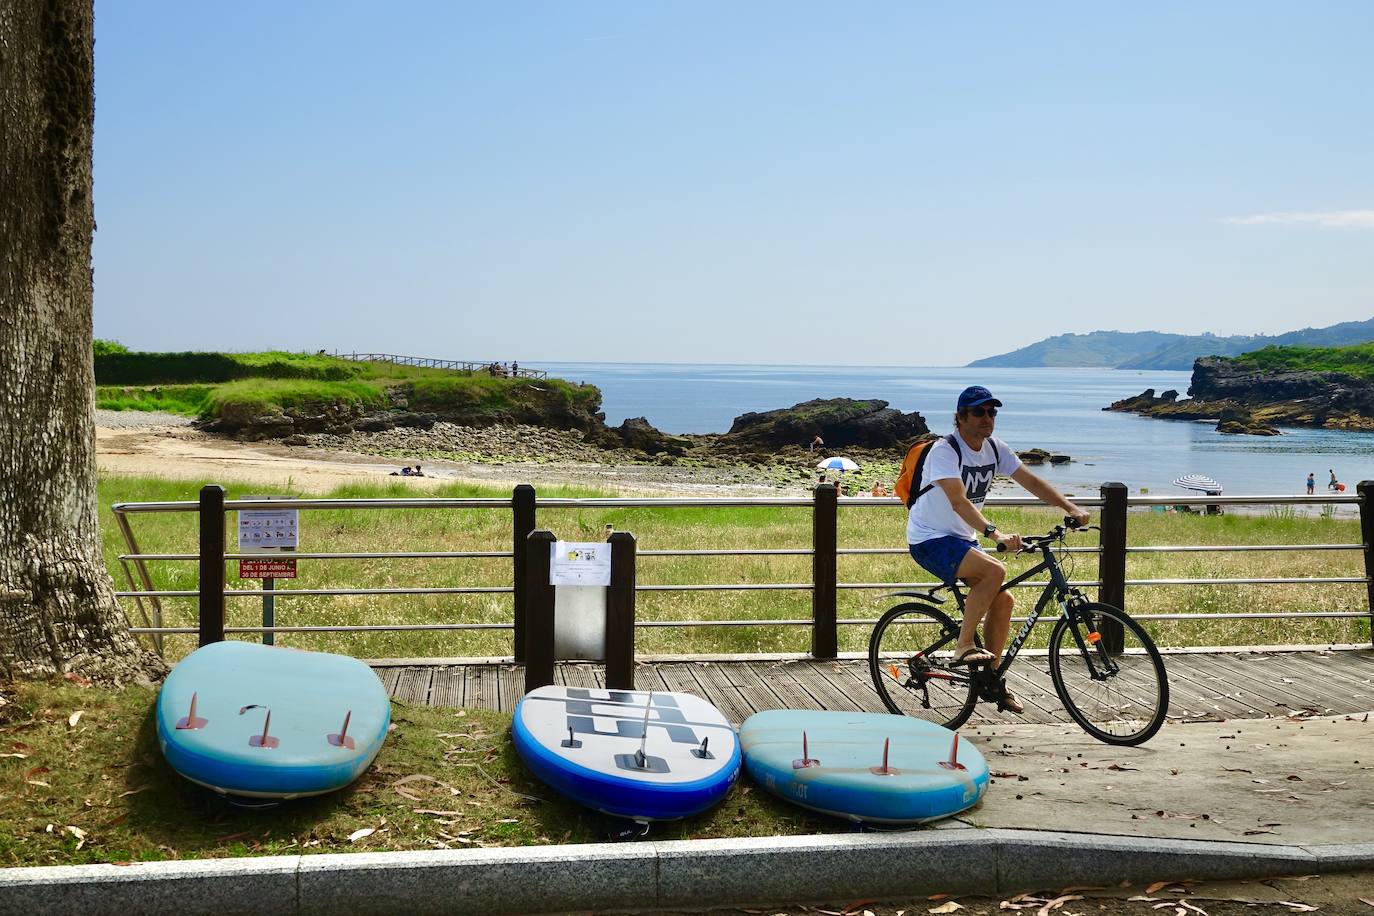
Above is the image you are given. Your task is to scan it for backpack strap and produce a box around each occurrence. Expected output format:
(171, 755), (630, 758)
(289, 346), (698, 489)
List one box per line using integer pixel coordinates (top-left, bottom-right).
(908, 434), (963, 507)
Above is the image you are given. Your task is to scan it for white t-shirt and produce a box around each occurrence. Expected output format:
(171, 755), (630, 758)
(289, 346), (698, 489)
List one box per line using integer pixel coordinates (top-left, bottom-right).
(906, 434), (1022, 544)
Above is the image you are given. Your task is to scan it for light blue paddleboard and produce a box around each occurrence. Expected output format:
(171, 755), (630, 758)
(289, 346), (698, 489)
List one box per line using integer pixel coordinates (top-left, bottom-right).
(156, 641), (390, 799)
(740, 710), (988, 824)
(513, 685), (740, 821)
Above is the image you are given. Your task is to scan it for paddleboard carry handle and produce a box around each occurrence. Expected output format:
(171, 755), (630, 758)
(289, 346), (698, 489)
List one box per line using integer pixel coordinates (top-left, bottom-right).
(561, 726), (582, 749)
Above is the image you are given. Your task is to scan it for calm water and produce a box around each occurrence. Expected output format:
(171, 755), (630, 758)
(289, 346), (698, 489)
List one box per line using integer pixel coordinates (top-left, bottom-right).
(529, 363), (1374, 496)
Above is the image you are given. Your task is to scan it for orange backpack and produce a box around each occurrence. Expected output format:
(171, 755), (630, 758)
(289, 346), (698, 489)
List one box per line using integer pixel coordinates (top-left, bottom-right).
(894, 434), (997, 508)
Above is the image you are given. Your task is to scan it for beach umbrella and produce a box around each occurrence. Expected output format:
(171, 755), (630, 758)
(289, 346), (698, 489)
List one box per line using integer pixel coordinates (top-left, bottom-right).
(817, 457), (860, 473)
(1173, 474), (1223, 494)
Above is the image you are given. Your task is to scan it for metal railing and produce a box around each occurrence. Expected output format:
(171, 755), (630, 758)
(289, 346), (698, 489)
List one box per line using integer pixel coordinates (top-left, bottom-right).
(110, 482), (1374, 659)
(337, 352), (548, 380)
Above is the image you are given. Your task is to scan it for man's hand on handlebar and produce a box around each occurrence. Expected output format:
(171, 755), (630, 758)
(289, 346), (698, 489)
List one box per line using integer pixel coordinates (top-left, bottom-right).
(993, 532), (1023, 553)
(1066, 508), (1090, 528)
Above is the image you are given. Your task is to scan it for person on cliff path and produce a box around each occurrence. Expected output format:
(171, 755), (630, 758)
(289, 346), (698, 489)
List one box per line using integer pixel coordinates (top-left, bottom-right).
(906, 385), (1090, 715)
(1307, 473), (1316, 495)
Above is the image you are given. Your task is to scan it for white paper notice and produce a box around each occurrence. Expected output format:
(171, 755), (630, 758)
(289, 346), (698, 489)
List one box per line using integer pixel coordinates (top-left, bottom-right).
(550, 541), (612, 586)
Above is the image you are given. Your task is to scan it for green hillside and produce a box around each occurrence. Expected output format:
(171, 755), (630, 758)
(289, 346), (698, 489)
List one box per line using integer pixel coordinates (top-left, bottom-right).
(968, 317), (1374, 369)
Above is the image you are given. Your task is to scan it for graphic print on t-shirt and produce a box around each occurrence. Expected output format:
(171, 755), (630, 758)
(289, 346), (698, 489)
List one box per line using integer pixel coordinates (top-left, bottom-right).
(962, 462), (996, 504)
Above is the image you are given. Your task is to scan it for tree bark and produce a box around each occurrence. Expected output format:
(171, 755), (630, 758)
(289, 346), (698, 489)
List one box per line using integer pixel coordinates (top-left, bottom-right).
(1, 0), (164, 682)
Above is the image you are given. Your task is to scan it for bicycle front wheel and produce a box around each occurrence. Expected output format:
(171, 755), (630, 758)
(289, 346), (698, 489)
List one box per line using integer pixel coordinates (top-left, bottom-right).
(1048, 602), (1169, 746)
(868, 601), (978, 730)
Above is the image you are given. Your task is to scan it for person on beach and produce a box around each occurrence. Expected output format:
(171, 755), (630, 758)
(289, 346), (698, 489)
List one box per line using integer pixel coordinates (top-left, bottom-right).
(906, 386), (1090, 715)
(1307, 473), (1316, 495)
(1329, 469), (1340, 491)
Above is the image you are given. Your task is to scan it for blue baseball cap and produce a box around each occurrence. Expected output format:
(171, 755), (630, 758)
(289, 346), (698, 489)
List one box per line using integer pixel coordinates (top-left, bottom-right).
(957, 386), (1002, 410)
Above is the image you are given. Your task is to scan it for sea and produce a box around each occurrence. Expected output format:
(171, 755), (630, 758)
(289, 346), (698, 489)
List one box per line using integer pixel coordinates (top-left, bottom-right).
(527, 363), (1374, 498)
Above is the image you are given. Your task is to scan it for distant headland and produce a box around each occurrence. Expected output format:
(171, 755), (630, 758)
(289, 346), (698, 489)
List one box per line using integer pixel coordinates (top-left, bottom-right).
(968, 316), (1374, 370)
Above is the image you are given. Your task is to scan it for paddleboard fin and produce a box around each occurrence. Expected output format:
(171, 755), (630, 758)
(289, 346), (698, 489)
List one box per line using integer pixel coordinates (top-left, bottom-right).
(328, 709), (355, 749)
(792, 730), (821, 769)
(175, 691), (208, 730)
(869, 736), (900, 776)
(938, 732), (967, 771)
(691, 736), (714, 760)
(248, 707), (280, 749)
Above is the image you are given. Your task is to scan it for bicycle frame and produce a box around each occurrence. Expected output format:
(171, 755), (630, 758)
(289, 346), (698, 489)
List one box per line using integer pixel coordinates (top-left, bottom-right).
(944, 540), (1102, 680)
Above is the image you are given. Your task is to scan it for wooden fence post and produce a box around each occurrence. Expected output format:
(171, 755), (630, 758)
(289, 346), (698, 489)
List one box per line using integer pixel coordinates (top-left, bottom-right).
(198, 485), (226, 647)
(523, 529), (557, 693)
(1358, 481), (1374, 648)
(605, 532), (637, 690)
(511, 484), (536, 662)
(1097, 482), (1128, 652)
(812, 483), (838, 659)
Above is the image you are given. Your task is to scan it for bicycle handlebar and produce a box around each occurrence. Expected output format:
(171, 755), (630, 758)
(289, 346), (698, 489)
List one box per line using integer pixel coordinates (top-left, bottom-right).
(994, 517), (1099, 553)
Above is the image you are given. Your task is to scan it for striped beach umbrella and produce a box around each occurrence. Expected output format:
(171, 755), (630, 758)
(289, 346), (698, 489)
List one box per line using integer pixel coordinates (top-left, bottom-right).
(1173, 474), (1223, 493)
(816, 457), (860, 472)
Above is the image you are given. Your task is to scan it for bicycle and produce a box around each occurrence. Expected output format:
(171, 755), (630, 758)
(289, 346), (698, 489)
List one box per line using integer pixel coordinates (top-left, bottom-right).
(868, 518), (1169, 746)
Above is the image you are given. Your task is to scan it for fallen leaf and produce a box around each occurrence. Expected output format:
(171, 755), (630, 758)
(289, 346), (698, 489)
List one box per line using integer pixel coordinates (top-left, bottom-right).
(65, 826), (86, 839)
(412, 809), (463, 817)
(1146, 882), (1171, 894)
(0, 753), (28, 759)
(117, 786), (150, 798)
(1277, 904), (1318, 913)
(1107, 763), (1139, 771)
(928, 903), (963, 914)
(22, 765), (50, 781)
(68, 710), (83, 727)
(348, 827), (376, 842)
(842, 901), (877, 914)
(1036, 895), (1082, 916)
(1357, 897), (1374, 908)
(1128, 898), (1161, 903)
(62, 672), (92, 687)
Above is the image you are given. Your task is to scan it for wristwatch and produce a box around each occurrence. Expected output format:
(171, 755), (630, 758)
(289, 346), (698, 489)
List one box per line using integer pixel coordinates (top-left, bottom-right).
(982, 524), (998, 539)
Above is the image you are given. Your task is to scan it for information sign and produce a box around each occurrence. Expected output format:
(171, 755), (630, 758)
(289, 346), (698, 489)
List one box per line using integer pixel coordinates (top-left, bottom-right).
(238, 502), (299, 580)
(550, 541), (612, 586)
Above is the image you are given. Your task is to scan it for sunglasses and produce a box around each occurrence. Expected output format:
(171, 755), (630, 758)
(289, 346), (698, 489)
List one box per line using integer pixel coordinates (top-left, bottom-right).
(967, 406), (998, 418)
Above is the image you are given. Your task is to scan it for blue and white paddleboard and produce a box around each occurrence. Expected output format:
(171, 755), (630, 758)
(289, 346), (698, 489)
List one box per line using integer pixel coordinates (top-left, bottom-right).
(156, 641), (390, 799)
(512, 685), (740, 821)
(739, 710), (988, 824)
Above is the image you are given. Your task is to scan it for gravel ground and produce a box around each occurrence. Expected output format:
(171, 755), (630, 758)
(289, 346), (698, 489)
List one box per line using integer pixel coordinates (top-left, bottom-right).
(93, 409), (194, 429)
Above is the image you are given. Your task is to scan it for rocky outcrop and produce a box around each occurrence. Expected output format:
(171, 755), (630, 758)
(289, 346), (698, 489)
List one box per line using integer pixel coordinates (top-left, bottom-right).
(612, 417), (691, 456)
(721, 398), (928, 451)
(1016, 448), (1072, 465)
(205, 403), (440, 441)
(1105, 356), (1374, 432)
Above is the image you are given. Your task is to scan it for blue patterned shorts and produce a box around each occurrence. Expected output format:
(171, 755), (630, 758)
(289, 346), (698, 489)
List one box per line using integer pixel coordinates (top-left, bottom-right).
(909, 535), (980, 586)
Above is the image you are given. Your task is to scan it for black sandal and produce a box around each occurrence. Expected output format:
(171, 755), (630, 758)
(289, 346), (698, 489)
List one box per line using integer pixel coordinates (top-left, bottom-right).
(950, 646), (995, 667)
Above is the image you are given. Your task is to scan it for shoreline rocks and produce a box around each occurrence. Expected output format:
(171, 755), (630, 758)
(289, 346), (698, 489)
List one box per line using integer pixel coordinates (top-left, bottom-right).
(1104, 357), (1374, 433)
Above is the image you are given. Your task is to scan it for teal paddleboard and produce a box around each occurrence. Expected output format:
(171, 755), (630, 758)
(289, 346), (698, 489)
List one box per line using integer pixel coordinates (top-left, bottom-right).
(156, 641), (390, 799)
(739, 710), (988, 824)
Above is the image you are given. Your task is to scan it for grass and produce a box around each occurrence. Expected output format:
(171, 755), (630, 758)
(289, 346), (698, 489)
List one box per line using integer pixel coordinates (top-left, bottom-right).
(1232, 342), (1374, 379)
(99, 474), (1373, 665)
(203, 379), (390, 419)
(95, 385), (215, 416)
(0, 679), (834, 867)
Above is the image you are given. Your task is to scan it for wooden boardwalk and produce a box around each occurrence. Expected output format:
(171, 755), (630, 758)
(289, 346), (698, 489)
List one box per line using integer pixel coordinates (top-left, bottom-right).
(373, 648), (1374, 726)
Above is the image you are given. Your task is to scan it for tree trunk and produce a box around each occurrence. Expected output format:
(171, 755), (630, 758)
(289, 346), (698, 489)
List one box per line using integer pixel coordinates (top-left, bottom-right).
(0, 0), (164, 682)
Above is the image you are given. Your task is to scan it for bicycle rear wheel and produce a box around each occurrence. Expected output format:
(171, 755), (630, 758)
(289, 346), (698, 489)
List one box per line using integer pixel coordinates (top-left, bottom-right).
(868, 601), (978, 730)
(1048, 602), (1168, 746)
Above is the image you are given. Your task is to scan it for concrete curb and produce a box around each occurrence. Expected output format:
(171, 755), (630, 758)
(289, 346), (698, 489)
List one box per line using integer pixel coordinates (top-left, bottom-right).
(1, 830), (1371, 916)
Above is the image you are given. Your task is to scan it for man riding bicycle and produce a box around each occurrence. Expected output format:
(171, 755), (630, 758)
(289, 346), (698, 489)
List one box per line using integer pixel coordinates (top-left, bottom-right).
(907, 386), (1089, 714)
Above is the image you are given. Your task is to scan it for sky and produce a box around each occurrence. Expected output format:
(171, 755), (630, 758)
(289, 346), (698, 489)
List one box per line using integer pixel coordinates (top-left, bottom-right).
(91, 1), (1374, 366)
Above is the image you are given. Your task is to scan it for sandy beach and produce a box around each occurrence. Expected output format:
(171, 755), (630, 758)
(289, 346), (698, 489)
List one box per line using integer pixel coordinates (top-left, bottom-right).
(93, 411), (810, 497)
